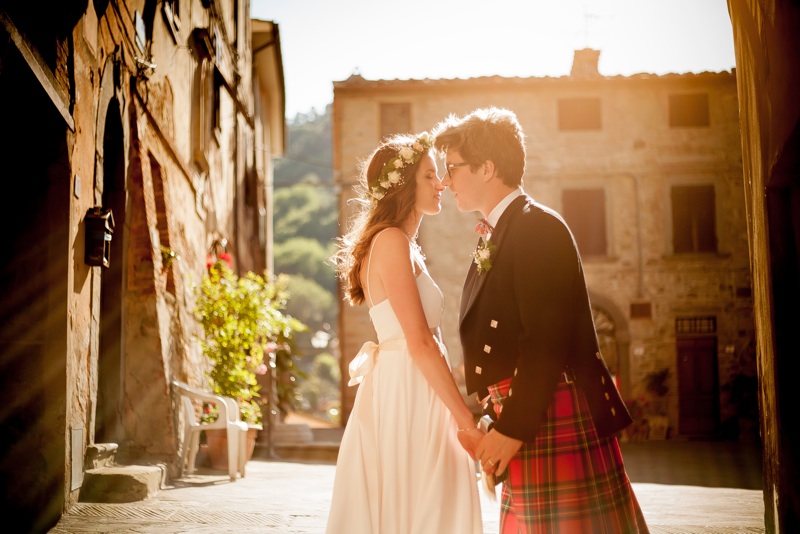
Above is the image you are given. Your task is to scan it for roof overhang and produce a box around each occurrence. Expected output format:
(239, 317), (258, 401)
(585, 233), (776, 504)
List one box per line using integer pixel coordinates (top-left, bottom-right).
(252, 19), (286, 156)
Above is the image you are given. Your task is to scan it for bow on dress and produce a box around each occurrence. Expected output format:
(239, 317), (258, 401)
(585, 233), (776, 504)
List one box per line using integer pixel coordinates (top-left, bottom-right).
(348, 338), (405, 386)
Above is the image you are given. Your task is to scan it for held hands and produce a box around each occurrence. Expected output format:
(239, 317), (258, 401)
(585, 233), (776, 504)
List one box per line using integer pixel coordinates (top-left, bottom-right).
(476, 429), (523, 477)
(456, 427), (483, 460)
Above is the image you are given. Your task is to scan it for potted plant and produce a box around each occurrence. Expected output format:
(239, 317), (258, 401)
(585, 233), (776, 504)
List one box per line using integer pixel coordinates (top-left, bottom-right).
(644, 368), (670, 439)
(621, 396), (650, 441)
(724, 373), (760, 443)
(195, 251), (307, 468)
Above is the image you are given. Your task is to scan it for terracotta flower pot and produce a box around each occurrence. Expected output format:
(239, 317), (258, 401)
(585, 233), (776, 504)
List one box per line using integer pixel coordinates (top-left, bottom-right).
(204, 427), (260, 471)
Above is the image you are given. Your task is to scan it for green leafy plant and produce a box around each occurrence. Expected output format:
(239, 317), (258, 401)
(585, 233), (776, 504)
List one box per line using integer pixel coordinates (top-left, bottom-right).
(645, 368), (670, 397)
(195, 256), (307, 426)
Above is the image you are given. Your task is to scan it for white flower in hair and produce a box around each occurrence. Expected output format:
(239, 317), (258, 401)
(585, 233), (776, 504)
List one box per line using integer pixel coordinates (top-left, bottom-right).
(366, 131), (433, 204)
(399, 146), (415, 161)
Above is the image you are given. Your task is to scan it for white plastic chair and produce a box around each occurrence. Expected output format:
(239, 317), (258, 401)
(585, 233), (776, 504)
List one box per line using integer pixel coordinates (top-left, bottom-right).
(172, 380), (248, 481)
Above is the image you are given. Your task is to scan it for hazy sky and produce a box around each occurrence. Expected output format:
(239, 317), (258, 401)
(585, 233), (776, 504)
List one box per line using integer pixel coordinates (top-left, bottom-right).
(250, 1), (736, 118)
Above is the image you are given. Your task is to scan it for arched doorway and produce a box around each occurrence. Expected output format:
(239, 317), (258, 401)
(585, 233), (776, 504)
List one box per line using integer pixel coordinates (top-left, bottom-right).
(95, 99), (127, 444)
(589, 292), (631, 397)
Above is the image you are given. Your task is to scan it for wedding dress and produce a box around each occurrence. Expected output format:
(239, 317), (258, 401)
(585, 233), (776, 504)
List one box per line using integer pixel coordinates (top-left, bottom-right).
(326, 232), (482, 533)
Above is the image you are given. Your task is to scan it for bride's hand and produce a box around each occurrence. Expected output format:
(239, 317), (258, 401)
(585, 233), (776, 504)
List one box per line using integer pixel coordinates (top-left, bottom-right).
(457, 427), (483, 460)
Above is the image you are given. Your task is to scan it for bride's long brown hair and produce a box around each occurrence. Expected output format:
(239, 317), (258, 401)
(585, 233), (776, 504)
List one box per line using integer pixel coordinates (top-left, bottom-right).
(331, 133), (428, 305)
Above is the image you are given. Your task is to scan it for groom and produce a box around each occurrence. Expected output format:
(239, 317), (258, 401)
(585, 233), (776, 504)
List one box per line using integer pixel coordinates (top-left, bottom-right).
(433, 107), (649, 533)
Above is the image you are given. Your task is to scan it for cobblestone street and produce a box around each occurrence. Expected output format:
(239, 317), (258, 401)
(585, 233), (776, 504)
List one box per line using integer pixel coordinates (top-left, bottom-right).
(50, 440), (765, 533)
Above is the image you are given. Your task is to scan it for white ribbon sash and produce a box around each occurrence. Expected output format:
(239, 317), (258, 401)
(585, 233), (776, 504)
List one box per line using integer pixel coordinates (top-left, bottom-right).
(347, 338), (404, 386)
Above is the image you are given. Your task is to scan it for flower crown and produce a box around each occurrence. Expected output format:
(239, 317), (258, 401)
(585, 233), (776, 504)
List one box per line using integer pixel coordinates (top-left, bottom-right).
(368, 132), (434, 203)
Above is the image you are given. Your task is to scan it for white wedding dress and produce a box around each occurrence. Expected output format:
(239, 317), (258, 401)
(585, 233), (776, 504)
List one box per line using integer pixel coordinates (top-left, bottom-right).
(326, 236), (482, 534)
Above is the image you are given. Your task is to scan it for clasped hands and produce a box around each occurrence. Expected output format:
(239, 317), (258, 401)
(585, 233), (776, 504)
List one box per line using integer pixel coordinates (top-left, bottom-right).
(457, 426), (523, 478)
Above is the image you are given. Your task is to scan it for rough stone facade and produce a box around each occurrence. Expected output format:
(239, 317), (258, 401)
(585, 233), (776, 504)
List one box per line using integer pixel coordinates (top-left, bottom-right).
(727, 1), (800, 530)
(333, 50), (754, 446)
(0, 1), (283, 529)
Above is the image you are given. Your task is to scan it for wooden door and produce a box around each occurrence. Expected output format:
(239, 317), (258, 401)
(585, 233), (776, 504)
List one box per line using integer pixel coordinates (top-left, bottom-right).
(677, 337), (720, 436)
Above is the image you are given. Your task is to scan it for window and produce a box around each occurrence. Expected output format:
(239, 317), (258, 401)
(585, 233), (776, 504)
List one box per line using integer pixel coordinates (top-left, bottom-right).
(213, 70), (222, 134)
(671, 184), (717, 253)
(189, 24), (222, 171)
(562, 188), (607, 256)
(163, 0), (181, 42)
(558, 98), (602, 131)
(380, 103), (411, 139)
(676, 316), (716, 335)
(669, 93), (709, 127)
(630, 302), (652, 319)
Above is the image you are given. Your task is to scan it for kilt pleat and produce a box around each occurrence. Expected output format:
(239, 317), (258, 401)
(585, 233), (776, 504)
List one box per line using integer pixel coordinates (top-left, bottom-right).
(488, 379), (649, 534)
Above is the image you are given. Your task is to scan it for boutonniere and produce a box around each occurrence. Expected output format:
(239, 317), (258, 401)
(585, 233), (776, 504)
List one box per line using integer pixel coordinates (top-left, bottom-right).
(472, 238), (496, 274)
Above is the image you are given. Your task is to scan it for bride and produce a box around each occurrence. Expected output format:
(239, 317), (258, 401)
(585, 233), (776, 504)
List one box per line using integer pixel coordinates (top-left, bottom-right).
(327, 131), (483, 533)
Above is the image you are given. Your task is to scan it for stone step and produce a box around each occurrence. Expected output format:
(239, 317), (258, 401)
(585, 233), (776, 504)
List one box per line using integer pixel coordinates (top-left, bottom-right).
(85, 443), (119, 469)
(79, 464), (167, 503)
(272, 422), (315, 445)
(311, 427), (344, 443)
(253, 442), (340, 463)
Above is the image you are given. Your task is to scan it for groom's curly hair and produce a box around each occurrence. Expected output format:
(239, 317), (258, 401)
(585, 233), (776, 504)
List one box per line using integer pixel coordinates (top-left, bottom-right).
(432, 107), (526, 188)
(330, 133), (425, 305)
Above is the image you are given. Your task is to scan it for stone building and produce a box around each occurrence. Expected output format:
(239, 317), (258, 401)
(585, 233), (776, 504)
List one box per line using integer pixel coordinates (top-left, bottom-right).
(333, 49), (755, 447)
(0, 1), (284, 530)
(727, 1), (800, 530)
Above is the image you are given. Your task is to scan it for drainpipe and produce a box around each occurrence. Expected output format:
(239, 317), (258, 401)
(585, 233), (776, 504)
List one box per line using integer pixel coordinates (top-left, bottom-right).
(626, 172), (645, 299)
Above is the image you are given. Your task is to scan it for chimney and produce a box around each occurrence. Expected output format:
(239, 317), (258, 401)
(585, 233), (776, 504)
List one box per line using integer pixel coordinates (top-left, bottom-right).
(570, 48), (601, 79)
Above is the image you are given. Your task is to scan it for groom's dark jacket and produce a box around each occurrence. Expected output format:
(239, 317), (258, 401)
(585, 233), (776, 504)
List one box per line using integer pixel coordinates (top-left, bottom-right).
(460, 194), (632, 442)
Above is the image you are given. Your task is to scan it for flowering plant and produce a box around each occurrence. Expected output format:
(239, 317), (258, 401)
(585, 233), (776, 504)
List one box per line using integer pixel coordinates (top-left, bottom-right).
(200, 401), (219, 424)
(368, 132), (434, 203)
(472, 238), (496, 274)
(195, 254), (307, 426)
(625, 396), (648, 421)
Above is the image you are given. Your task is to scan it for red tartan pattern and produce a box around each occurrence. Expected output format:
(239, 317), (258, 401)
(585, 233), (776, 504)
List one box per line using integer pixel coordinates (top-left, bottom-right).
(488, 379), (649, 533)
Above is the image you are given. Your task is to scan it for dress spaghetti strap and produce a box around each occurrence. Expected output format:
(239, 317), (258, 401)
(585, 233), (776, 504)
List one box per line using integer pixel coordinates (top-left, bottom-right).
(364, 228), (392, 308)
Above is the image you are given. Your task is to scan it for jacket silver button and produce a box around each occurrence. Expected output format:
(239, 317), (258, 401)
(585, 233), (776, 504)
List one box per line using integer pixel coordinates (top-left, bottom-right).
(490, 320), (498, 328)
(483, 345), (491, 353)
(475, 366), (482, 375)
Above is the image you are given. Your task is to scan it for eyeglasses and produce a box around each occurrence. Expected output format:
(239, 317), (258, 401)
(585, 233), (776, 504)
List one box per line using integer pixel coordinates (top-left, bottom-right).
(445, 162), (470, 179)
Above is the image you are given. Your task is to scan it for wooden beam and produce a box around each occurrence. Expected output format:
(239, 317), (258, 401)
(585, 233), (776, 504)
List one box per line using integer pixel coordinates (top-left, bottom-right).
(0, 11), (74, 131)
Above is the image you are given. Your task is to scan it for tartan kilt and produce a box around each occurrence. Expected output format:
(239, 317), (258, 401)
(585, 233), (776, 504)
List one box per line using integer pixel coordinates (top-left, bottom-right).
(488, 378), (649, 534)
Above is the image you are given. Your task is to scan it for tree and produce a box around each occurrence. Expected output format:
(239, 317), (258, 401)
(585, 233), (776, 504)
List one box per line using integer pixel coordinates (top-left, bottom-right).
(272, 183), (338, 245)
(274, 237), (336, 294)
(283, 275), (336, 331)
(297, 352), (341, 424)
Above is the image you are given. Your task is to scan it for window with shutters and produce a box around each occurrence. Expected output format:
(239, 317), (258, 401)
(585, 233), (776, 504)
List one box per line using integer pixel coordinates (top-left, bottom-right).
(380, 103), (411, 139)
(558, 97), (602, 131)
(671, 184), (717, 253)
(562, 188), (607, 256)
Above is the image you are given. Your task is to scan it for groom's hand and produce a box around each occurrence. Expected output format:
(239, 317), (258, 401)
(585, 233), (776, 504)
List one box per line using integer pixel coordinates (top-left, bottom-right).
(476, 429), (523, 477)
